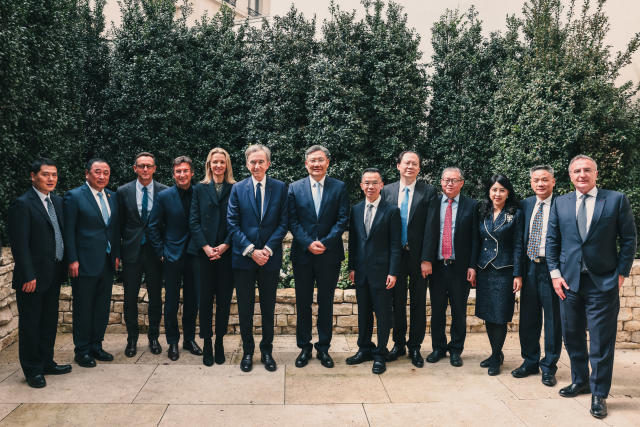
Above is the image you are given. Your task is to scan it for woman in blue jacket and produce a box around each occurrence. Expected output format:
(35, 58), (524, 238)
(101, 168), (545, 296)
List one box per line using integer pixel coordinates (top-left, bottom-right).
(476, 174), (523, 376)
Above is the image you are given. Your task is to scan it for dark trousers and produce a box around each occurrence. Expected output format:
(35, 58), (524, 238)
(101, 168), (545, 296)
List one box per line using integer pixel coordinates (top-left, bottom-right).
(519, 259), (562, 374)
(72, 255), (114, 355)
(356, 278), (392, 361)
(430, 261), (471, 354)
(198, 254), (233, 340)
(122, 243), (163, 342)
(293, 259), (340, 352)
(560, 273), (619, 397)
(16, 274), (61, 377)
(234, 267), (278, 355)
(391, 251), (427, 350)
(163, 254), (198, 345)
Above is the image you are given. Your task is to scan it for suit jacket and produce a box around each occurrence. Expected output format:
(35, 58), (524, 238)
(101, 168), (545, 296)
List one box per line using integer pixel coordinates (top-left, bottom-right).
(381, 180), (438, 264)
(288, 176), (349, 265)
(435, 193), (479, 276)
(189, 181), (233, 255)
(63, 183), (120, 277)
(147, 185), (193, 263)
(9, 188), (67, 291)
(348, 199), (402, 288)
(227, 176), (288, 271)
(117, 179), (168, 264)
(477, 208), (524, 277)
(546, 189), (636, 292)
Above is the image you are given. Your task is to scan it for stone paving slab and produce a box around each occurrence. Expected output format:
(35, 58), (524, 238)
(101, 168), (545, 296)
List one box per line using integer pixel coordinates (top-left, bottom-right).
(0, 403), (167, 426)
(160, 404), (369, 426)
(498, 398), (604, 426)
(0, 405), (17, 422)
(134, 364), (285, 405)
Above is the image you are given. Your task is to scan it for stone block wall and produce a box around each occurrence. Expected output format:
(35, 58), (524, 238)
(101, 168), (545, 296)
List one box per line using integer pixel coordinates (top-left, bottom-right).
(0, 248), (19, 351)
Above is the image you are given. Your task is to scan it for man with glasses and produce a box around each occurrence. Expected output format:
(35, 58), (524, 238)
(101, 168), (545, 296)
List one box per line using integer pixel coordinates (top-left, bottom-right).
(117, 152), (168, 358)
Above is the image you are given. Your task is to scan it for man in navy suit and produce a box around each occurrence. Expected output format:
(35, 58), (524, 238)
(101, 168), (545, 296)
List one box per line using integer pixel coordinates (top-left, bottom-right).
(117, 152), (168, 357)
(64, 158), (120, 368)
(381, 151), (438, 367)
(512, 165), (562, 387)
(228, 144), (288, 373)
(288, 145), (349, 369)
(429, 167), (479, 367)
(346, 168), (401, 374)
(148, 156), (202, 361)
(9, 158), (71, 388)
(547, 154), (636, 419)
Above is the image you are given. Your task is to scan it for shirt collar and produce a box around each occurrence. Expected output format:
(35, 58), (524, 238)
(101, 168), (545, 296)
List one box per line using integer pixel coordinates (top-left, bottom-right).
(365, 196), (382, 208)
(536, 194), (553, 205)
(309, 175), (326, 187)
(32, 186), (49, 201)
(441, 193), (460, 204)
(86, 182), (105, 197)
(576, 187), (598, 199)
(136, 179), (153, 193)
(400, 180), (416, 193)
(251, 175), (267, 188)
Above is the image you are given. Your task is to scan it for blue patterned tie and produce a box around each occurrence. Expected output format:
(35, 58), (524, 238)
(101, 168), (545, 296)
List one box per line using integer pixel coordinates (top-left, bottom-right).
(97, 192), (111, 253)
(313, 182), (322, 216)
(45, 196), (64, 261)
(400, 187), (409, 246)
(141, 186), (148, 244)
(526, 201), (544, 260)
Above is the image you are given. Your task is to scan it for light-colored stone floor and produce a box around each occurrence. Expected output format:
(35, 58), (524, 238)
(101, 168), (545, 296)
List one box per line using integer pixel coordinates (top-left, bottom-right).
(0, 333), (638, 426)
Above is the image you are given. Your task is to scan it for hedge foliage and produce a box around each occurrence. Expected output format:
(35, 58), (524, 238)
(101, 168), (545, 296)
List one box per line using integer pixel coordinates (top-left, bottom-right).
(2, 0), (640, 247)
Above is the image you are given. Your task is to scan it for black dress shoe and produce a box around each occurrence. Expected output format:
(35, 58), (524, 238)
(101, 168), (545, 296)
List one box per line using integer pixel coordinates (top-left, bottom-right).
(43, 363), (72, 375)
(449, 352), (463, 367)
(295, 348), (312, 368)
(149, 339), (162, 355)
(480, 351), (503, 368)
(203, 338), (213, 367)
(346, 351), (373, 365)
(387, 345), (406, 361)
(124, 340), (137, 358)
(214, 339), (225, 365)
(409, 349), (424, 368)
(168, 343), (179, 361)
(183, 340), (203, 356)
(559, 383), (591, 397)
(590, 395), (607, 419)
(317, 351), (334, 368)
(240, 354), (253, 372)
(90, 348), (114, 362)
(74, 354), (96, 368)
(261, 353), (277, 372)
(26, 374), (46, 388)
(372, 360), (386, 374)
(488, 364), (501, 376)
(426, 348), (447, 363)
(541, 372), (557, 387)
(511, 363), (540, 378)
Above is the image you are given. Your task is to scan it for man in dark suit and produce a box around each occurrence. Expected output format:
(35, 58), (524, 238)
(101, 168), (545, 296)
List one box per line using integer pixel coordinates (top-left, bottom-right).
(288, 145), (349, 369)
(8, 158), (71, 388)
(429, 167), (479, 367)
(227, 144), (288, 373)
(147, 156), (202, 361)
(346, 168), (401, 374)
(64, 158), (120, 368)
(381, 150), (437, 367)
(117, 152), (168, 357)
(512, 165), (562, 386)
(547, 154), (636, 419)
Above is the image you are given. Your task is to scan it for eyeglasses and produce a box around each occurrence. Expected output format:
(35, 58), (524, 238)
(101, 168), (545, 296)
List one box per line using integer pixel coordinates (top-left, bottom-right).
(135, 164), (155, 169)
(441, 178), (463, 184)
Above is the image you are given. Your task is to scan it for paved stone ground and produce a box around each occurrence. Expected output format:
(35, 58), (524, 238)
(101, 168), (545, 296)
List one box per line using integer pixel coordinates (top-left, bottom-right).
(0, 333), (637, 426)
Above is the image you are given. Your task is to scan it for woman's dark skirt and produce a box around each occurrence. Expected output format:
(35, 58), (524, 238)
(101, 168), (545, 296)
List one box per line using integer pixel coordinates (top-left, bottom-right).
(475, 264), (515, 325)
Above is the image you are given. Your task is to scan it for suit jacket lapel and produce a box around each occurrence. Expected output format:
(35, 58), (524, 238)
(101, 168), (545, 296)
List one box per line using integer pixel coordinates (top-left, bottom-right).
(205, 181), (219, 206)
(453, 195), (464, 231)
(524, 198), (535, 246)
(127, 182), (141, 223)
(303, 177), (317, 220)
(317, 178), (330, 219)
(566, 192), (580, 236)
(492, 210), (506, 231)
(585, 192), (605, 241)
(367, 201), (385, 240)
(408, 182), (422, 225)
(262, 178), (272, 220)
(355, 203), (367, 239)
(247, 179), (260, 221)
(29, 188), (53, 227)
(82, 184), (105, 221)
(106, 191), (115, 225)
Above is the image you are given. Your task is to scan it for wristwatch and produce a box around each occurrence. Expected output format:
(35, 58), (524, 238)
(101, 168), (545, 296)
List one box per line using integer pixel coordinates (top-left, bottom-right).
(246, 247), (255, 258)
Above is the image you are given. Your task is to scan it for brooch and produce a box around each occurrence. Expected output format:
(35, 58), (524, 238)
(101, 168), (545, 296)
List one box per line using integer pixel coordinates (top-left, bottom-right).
(505, 214), (513, 223)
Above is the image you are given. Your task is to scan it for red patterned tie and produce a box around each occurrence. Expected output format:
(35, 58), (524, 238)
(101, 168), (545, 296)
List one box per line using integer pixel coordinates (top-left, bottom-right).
(442, 198), (453, 259)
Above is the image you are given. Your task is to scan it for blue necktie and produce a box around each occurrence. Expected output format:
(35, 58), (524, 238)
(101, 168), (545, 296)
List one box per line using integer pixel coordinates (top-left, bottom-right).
(141, 186), (148, 244)
(400, 187), (409, 246)
(45, 196), (64, 261)
(313, 182), (322, 216)
(97, 192), (111, 253)
(255, 182), (262, 222)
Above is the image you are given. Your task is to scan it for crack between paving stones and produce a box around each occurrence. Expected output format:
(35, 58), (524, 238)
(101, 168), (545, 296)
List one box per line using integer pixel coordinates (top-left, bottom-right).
(131, 364), (159, 404)
(0, 403), (22, 422)
(156, 403), (169, 426)
(378, 374), (392, 403)
(361, 403), (372, 426)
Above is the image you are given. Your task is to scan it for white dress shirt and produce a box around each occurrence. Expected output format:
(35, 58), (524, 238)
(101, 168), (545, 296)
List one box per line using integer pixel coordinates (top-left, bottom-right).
(397, 180), (416, 217)
(364, 196), (382, 228)
(135, 179), (154, 216)
(309, 175), (326, 206)
(243, 176), (272, 256)
(529, 194), (553, 257)
(32, 186), (50, 210)
(86, 182), (111, 218)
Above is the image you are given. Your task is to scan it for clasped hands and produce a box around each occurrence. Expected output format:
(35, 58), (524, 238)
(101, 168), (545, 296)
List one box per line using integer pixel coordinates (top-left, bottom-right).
(203, 243), (230, 261)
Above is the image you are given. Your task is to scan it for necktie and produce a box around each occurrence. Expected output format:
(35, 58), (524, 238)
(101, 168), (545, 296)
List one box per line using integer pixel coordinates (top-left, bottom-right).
(255, 182), (262, 221)
(577, 194), (590, 241)
(97, 192), (111, 253)
(442, 198), (453, 259)
(313, 182), (322, 216)
(45, 196), (64, 261)
(527, 202), (545, 260)
(141, 186), (149, 244)
(364, 204), (374, 237)
(400, 187), (409, 246)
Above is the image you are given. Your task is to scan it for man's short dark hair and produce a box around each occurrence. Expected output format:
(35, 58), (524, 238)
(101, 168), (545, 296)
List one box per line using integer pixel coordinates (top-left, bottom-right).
(173, 156), (193, 170)
(135, 152), (156, 164)
(529, 165), (554, 177)
(86, 158), (109, 171)
(396, 150), (421, 164)
(362, 167), (383, 180)
(30, 157), (57, 175)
